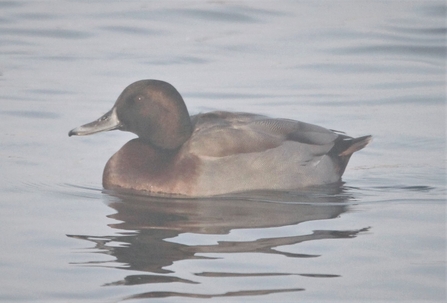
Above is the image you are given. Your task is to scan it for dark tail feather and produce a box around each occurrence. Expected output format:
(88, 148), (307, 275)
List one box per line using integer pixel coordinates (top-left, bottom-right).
(339, 135), (372, 157)
(330, 135), (372, 176)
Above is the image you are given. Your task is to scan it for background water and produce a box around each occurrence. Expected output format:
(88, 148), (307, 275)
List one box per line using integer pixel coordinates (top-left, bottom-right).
(0, 1), (446, 302)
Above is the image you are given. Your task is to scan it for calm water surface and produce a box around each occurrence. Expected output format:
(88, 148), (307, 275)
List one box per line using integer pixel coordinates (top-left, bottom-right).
(0, 1), (445, 302)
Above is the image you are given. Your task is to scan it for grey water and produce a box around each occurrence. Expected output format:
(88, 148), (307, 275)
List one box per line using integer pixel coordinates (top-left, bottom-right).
(0, 1), (445, 302)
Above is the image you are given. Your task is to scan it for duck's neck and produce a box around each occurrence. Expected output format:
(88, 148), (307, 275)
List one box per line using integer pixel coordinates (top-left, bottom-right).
(140, 115), (193, 150)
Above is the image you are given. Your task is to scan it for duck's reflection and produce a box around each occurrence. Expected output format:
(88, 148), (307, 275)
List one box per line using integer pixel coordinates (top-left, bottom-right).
(69, 186), (368, 299)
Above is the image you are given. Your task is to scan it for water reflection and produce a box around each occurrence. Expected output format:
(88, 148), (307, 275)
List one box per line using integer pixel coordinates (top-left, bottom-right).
(69, 186), (368, 299)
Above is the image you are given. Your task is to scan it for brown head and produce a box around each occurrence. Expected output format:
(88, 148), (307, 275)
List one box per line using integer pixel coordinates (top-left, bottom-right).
(69, 79), (193, 150)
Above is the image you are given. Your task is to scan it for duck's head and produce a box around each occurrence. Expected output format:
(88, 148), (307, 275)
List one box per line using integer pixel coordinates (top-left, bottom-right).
(69, 80), (193, 150)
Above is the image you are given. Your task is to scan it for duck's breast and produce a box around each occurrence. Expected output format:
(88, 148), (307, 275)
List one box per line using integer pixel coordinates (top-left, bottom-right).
(103, 139), (201, 195)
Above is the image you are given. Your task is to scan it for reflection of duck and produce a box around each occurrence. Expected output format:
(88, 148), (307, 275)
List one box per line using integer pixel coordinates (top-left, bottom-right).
(68, 188), (369, 299)
(69, 80), (371, 196)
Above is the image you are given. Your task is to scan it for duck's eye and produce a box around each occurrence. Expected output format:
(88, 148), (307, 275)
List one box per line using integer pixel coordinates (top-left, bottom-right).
(135, 95), (144, 102)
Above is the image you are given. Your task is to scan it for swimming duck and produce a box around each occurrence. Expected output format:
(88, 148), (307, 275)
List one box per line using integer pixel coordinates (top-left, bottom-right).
(69, 79), (371, 196)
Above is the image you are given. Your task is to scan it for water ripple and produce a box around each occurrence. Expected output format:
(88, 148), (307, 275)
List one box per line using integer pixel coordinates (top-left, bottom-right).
(0, 27), (92, 39)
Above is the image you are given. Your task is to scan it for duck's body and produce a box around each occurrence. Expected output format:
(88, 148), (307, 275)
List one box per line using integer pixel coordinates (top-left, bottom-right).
(70, 80), (371, 197)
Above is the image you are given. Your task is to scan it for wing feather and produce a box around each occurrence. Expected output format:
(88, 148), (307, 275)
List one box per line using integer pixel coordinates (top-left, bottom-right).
(186, 112), (340, 157)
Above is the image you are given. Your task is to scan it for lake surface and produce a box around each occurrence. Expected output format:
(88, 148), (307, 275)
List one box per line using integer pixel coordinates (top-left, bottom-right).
(0, 1), (445, 302)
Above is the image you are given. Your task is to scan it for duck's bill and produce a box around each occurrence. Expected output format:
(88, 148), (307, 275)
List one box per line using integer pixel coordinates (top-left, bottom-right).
(68, 108), (121, 137)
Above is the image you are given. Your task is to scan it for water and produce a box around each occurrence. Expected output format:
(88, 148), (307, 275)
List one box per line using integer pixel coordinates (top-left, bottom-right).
(0, 1), (445, 302)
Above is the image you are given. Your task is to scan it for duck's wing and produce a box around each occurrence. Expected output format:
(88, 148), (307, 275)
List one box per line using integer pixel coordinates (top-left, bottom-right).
(249, 118), (339, 146)
(187, 111), (343, 158)
(251, 118), (371, 155)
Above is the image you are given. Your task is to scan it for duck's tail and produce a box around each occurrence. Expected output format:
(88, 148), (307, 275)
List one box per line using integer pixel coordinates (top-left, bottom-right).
(339, 135), (372, 157)
(330, 135), (372, 176)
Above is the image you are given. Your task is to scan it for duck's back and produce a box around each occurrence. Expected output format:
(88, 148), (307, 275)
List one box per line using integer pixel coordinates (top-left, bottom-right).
(179, 111), (370, 196)
(187, 111), (339, 156)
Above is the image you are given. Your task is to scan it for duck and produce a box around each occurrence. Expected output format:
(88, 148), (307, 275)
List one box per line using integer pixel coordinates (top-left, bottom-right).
(69, 79), (371, 197)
